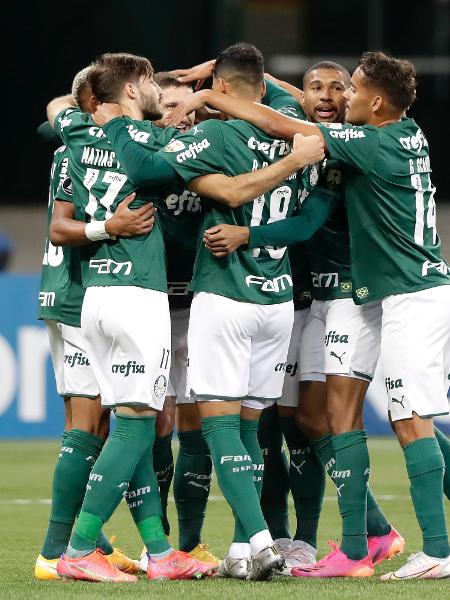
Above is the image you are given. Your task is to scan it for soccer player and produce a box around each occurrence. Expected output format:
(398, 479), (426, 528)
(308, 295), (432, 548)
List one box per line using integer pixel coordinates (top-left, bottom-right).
(94, 43), (327, 579)
(184, 51), (450, 580)
(35, 66), (139, 580)
(48, 53), (217, 582)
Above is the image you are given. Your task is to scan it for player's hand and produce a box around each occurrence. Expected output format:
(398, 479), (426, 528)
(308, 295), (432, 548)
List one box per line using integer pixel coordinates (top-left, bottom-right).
(167, 90), (210, 127)
(92, 103), (123, 127)
(292, 133), (325, 167)
(169, 59), (216, 90)
(105, 193), (156, 237)
(203, 224), (250, 257)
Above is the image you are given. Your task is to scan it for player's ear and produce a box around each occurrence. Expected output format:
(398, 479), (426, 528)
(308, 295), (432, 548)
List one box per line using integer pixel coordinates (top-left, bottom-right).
(299, 89), (305, 107)
(89, 95), (100, 113)
(124, 82), (137, 100)
(260, 79), (266, 99)
(371, 94), (383, 114)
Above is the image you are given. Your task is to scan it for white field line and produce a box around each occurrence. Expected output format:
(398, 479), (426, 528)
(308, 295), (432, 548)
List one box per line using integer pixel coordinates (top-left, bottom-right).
(0, 494), (410, 506)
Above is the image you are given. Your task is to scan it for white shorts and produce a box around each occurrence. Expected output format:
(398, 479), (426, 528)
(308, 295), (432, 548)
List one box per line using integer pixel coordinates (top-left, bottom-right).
(167, 308), (191, 405)
(45, 319), (99, 398)
(299, 298), (381, 382)
(381, 285), (450, 422)
(277, 307), (310, 408)
(187, 292), (294, 410)
(81, 286), (171, 410)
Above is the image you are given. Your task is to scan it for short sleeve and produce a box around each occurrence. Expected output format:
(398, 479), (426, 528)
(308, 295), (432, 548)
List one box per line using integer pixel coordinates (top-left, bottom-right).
(54, 107), (82, 140)
(158, 120), (226, 182)
(317, 123), (380, 173)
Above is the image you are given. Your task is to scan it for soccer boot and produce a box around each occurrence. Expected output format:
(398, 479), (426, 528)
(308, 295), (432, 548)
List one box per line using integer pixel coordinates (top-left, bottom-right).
(368, 526), (405, 566)
(34, 555), (60, 580)
(139, 546), (148, 572)
(380, 551), (450, 580)
(247, 545), (285, 581)
(217, 555), (251, 579)
(189, 543), (221, 566)
(292, 541), (374, 578)
(275, 539), (317, 575)
(147, 549), (217, 580)
(106, 547), (140, 574)
(57, 549), (138, 582)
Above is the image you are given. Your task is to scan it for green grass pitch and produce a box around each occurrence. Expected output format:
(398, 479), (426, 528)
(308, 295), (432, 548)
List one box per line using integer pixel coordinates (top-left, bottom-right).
(1, 437), (450, 599)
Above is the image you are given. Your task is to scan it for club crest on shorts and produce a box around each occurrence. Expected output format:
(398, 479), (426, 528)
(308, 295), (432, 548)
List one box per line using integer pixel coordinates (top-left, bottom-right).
(154, 374), (168, 398)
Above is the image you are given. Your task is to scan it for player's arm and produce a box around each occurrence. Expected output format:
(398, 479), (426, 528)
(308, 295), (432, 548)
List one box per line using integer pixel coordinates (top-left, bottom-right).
(50, 193), (156, 246)
(47, 94), (75, 128)
(168, 89), (322, 143)
(37, 121), (62, 146)
(264, 74), (303, 106)
(203, 187), (337, 256)
(187, 134), (325, 208)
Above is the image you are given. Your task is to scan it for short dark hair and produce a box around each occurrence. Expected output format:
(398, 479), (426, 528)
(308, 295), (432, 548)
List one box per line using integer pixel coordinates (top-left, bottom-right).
(303, 61), (351, 87)
(358, 51), (416, 111)
(88, 52), (154, 103)
(154, 72), (192, 91)
(213, 42), (264, 87)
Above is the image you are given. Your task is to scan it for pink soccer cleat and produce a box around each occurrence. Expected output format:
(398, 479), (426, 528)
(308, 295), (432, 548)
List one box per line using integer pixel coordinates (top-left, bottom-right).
(57, 549), (138, 582)
(147, 549), (217, 580)
(368, 526), (405, 565)
(291, 541), (374, 578)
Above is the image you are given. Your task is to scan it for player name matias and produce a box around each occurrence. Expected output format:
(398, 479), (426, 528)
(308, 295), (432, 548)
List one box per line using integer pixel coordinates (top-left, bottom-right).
(81, 146), (117, 167)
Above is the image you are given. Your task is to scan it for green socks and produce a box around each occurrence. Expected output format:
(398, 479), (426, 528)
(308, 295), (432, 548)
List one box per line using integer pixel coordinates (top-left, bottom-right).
(240, 418), (264, 498)
(68, 414), (161, 556)
(281, 416), (325, 548)
(332, 430), (369, 560)
(201, 414), (268, 540)
(434, 427), (450, 501)
(41, 429), (104, 559)
(174, 429), (212, 552)
(258, 408), (291, 540)
(153, 432), (174, 536)
(404, 437), (450, 558)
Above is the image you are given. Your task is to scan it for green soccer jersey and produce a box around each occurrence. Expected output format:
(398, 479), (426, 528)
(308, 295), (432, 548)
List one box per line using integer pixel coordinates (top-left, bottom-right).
(158, 118), (300, 305)
(38, 146), (84, 326)
(55, 107), (173, 291)
(318, 118), (450, 304)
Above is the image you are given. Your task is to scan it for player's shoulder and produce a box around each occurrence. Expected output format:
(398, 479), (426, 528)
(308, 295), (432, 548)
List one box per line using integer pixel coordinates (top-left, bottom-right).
(56, 106), (90, 130)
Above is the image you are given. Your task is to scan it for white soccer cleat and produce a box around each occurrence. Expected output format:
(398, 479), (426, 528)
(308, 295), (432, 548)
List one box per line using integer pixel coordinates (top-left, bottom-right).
(247, 545), (285, 580)
(217, 555), (251, 579)
(380, 551), (450, 580)
(275, 539), (317, 575)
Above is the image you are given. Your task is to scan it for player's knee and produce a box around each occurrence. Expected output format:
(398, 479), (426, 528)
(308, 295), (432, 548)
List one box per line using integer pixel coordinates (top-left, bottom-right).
(296, 410), (327, 440)
(176, 403), (202, 432)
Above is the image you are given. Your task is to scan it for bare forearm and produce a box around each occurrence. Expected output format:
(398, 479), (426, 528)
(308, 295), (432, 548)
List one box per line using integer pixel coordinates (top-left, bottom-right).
(50, 215), (90, 246)
(201, 90), (321, 141)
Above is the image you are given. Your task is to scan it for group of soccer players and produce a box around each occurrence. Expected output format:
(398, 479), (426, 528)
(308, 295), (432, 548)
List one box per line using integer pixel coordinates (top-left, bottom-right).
(35, 42), (450, 583)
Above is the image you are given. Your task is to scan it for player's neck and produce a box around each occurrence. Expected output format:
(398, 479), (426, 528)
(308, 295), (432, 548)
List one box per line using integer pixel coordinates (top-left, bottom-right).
(368, 112), (403, 128)
(120, 102), (144, 121)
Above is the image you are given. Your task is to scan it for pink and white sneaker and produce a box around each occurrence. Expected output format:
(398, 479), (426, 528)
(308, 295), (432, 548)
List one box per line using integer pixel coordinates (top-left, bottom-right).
(57, 549), (137, 582)
(291, 541), (374, 578)
(381, 551), (450, 580)
(368, 526), (405, 565)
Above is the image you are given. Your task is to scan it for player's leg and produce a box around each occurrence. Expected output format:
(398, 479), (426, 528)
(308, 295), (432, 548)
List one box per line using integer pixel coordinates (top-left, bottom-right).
(190, 293), (281, 580)
(434, 426), (450, 500)
(153, 394), (175, 536)
(380, 287), (450, 580)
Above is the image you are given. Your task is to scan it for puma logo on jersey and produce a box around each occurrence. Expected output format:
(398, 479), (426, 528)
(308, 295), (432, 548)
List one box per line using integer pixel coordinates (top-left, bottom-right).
(336, 483), (345, 497)
(291, 460), (306, 476)
(246, 274), (292, 293)
(325, 331), (349, 346)
(330, 351), (346, 364)
(392, 396), (406, 409)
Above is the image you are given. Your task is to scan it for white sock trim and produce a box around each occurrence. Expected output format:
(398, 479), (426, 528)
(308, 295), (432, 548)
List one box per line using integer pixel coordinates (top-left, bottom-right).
(250, 529), (273, 556)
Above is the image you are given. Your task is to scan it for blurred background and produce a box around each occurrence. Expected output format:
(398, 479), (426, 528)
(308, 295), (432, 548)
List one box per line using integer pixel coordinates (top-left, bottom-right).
(1, 0), (449, 436)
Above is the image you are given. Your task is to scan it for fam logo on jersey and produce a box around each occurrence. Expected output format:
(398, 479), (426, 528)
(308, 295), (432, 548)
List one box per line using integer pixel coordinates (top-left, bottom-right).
(356, 286), (369, 299)
(153, 374), (168, 398)
(89, 259), (132, 276)
(422, 260), (449, 277)
(164, 139), (186, 153)
(246, 274), (293, 293)
(329, 128), (366, 142)
(173, 139), (211, 163)
(399, 129), (428, 154)
(112, 361), (145, 377)
(64, 352), (91, 367)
